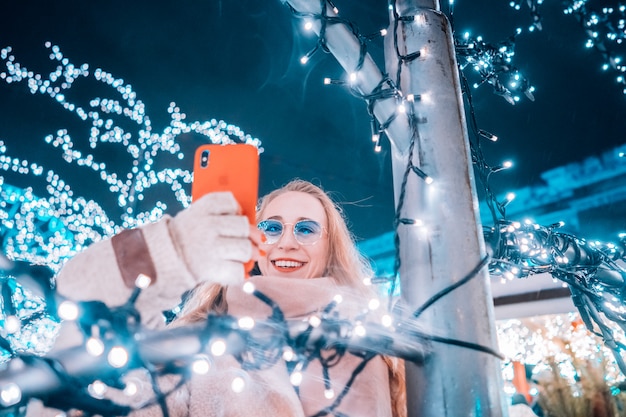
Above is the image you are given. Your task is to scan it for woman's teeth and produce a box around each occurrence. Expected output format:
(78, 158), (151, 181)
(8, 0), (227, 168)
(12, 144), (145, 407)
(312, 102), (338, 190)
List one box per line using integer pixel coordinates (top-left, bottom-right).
(273, 260), (304, 268)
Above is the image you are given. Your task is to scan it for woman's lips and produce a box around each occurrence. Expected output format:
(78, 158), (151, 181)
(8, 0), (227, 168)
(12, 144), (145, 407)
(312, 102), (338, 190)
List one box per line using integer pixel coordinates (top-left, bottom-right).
(272, 259), (306, 272)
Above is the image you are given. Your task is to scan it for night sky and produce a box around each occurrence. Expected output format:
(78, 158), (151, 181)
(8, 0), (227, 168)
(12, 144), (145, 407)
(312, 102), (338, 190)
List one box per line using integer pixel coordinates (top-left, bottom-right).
(0, 0), (624, 241)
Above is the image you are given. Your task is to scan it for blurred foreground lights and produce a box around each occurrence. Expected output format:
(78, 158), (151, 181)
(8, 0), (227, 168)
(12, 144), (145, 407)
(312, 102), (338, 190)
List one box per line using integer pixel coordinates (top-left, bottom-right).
(134, 273), (152, 289)
(324, 388), (335, 399)
(123, 380), (138, 397)
(231, 376), (246, 393)
(290, 371), (303, 386)
(210, 339), (227, 357)
(192, 357), (211, 375)
(86, 337), (105, 356)
(0, 383), (21, 407)
(354, 323), (367, 337)
(107, 346), (129, 368)
(283, 347), (295, 361)
(4, 315), (20, 334)
(242, 281), (255, 294)
(381, 314), (393, 327)
(303, 20), (314, 31)
(368, 298), (381, 310)
(237, 316), (255, 330)
(88, 380), (107, 399)
(308, 315), (322, 328)
(333, 294), (343, 304)
(58, 300), (79, 321)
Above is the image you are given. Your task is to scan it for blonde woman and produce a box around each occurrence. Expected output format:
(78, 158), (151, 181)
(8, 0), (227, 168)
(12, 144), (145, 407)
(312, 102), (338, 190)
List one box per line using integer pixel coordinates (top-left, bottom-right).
(29, 180), (406, 417)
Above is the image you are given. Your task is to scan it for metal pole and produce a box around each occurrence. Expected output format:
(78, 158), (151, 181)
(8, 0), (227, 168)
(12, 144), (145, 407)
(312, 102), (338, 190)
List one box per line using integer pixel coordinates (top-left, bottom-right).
(283, 0), (412, 153)
(280, 1), (506, 415)
(384, 1), (507, 416)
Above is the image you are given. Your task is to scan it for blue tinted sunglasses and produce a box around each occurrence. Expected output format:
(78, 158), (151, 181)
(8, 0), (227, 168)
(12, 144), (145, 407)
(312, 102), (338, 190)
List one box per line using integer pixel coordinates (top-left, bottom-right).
(257, 219), (325, 245)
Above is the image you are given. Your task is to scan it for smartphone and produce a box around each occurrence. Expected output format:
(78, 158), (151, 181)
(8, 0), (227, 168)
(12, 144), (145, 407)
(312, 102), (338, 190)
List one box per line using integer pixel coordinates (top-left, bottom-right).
(192, 143), (259, 273)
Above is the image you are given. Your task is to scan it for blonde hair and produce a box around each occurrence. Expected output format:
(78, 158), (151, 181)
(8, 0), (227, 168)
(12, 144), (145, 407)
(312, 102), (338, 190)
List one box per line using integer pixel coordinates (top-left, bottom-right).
(175, 179), (406, 417)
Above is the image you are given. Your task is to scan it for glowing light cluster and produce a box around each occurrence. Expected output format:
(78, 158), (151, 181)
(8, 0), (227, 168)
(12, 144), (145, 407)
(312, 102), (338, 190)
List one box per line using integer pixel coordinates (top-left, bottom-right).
(487, 218), (626, 373)
(0, 277), (59, 363)
(563, 1), (626, 94)
(497, 312), (625, 385)
(0, 43), (262, 269)
(456, 31), (535, 105)
(0, 276), (423, 415)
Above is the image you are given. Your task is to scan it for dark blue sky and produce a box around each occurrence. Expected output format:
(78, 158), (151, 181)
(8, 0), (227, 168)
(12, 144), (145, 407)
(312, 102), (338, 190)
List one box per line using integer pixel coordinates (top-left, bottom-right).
(0, 0), (624, 240)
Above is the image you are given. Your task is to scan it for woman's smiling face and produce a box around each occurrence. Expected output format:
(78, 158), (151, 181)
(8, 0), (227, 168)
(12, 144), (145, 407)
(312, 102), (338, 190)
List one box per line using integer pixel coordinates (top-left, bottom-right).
(257, 191), (329, 279)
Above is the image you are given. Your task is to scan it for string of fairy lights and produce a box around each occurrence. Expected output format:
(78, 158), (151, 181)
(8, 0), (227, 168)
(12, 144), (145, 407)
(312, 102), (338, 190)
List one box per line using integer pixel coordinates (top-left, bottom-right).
(0, 43), (262, 269)
(1, 0), (626, 414)
(0, 264), (425, 414)
(563, 1), (626, 95)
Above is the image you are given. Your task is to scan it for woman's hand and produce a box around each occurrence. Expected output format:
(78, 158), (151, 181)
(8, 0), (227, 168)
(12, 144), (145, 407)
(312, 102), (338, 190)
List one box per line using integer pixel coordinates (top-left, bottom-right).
(249, 224), (266, 263)
(169, 192), (255, 285)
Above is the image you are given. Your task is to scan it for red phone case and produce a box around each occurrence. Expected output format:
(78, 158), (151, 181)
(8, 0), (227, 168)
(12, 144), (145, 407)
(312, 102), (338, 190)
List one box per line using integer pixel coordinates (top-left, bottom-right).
(192, 143), (259, 273)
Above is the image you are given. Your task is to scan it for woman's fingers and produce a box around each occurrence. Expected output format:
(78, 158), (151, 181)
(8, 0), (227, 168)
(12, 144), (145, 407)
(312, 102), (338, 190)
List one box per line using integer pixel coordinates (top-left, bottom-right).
(248, 226), (266, 262)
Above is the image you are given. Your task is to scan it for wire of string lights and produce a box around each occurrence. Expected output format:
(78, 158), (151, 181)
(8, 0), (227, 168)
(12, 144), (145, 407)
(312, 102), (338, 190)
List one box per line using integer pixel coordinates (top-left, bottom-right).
(0, 258), (427, 415)
(562, 1), (626, 95)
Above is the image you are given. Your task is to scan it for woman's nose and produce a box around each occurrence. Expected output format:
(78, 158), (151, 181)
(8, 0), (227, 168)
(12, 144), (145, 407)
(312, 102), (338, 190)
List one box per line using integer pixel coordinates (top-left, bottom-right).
(276, 225), (299, 248)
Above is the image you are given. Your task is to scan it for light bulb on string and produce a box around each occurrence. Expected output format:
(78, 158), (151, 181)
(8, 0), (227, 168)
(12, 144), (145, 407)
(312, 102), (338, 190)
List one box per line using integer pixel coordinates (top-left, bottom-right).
(57, 300), (79, 321)
(210, 339), (227, 357)
(478, 129), (498, 142)
(354, 323), (367, 337)
(88, 380), (107, 398)
(134, 273), (152, 289)
(282, 347), (295, 362)
(107, 346), (129, 368)
(86, 337), (105, 356)
(242, 281), (255, 294)
(411, 166), (433, 185)
(501, 192), (516, 208)
(4, 315), (20, 334)
(0, 383), (21, 407)
(237, 316), (255, 330)
(308, 315), (322, 328)
(192, 356), (212, 375)
(231, 376), (246, 393)
(290, 370), (303, 386)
